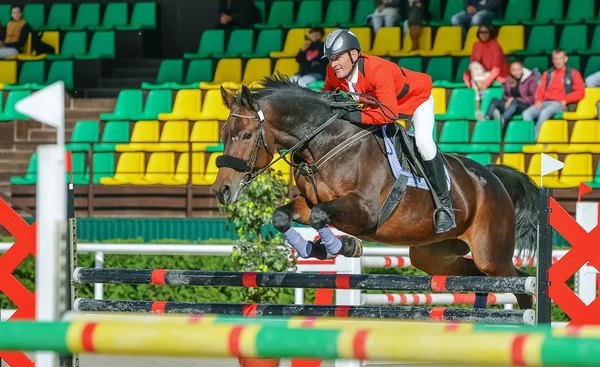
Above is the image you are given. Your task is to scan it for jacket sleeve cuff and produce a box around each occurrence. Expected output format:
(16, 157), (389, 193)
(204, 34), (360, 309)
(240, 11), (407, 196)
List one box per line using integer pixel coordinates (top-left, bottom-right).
(349, 110), (363, 124)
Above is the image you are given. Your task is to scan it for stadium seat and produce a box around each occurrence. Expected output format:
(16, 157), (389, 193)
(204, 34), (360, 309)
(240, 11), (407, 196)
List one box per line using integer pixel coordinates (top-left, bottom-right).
(555, 120), (600, 153)
(467, 119), (501, 153)
(513, 25), (555, 56)
(522, 120), (569, 153)
(196, 152), (222, 185)
(493, 0), (532, 25)
(522, 0), (563, 25)
(431, 88), (446, 115)
(566, 55), (581, 71)
(117, 2), (156, 30)
(92, 152), (116, 184)
(429, 0), (463, 26)
(426, 57), (453, 86)
(497, 25), (525, 54)
(75, 31), (116, 59)
(465, 153), (492, 166)
(0, 60), (17, 85)
(170, 59), (213, 89)
(214, 29), (254, 58)
(586, 161), (600, 188)
(3, 61), (45, 90)
(584, 56), (600, 79)
(552, 153), (594, 188)
(273, 58), (300, 77)
(323, 0), (351, 27)
(438, 120), (470, 152)
(71, 120), (100, 145)
(556, 0), (594, 25)
(154, 121), (190, 152)
(100, 152), (145, 185)
(523, 56), (549, 72)
(89, 3), (128, 30)
(0, 4), (10, 25)
(527, 153), (560, 186)
(23, 4), (45, 30)
(61, 3), (100, 30)
(562, 88), (600, 120)
(255, 1), (294, 28)
(558, 25), (588, 54)
(40, 3), (72, 31)
(115, 120), (160, 152)
(31, 60), (74, 89)
(420, 26), (462, 57)
(340, 0), (371, 27)
(133, 90), (173, 120)
(255, 1), (266, 20)
(243, 29), (282, 58)
(398, 57), (422, 72)
(435, 88), (476, 120)
(184, 30), (225, 59)
(11, 153), (38, 184)
(0, 90), (31, 121)
(503, 120), (535, 152)
(100, 89), (144, 120)
(95, 121), (131, 152)
(496, 153), (525, 172)
(271, 28), (310, 58)
(284, 0), (322, 28)
(47, 32), (87, 60)
(451, 26), (479, 56)
(158, 89), (202, 121)
(580, 26), (600, 55)
(142, 59), (184, 89)
(369, 27), (401, 56)
(479, 88), (503, 115)
(129, 152), (176, 185)
(439, 57), (469, 88)
(390, 27), (431, 57)
(195, 89), (230, 121)
(349, 27), (372, 53)
(160, 152), (192, 185)
(202, 58), (271, 90)
(191, 120), (220, 151)
(198, 58), (242, 88)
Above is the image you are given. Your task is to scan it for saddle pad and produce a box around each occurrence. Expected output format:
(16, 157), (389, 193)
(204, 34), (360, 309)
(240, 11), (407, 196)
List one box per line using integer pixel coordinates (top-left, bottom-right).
(382, 126), (450, 191)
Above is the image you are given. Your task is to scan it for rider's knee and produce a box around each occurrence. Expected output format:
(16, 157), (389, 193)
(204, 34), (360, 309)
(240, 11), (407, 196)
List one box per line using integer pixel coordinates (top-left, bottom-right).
(309, 206), (330, 230)
(414, 134), (437, 161)
(271, 208), (292, 232)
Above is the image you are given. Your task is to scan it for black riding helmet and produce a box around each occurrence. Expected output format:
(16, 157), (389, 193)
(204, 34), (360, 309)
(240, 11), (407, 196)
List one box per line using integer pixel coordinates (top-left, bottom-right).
(322, 29), (362, 59)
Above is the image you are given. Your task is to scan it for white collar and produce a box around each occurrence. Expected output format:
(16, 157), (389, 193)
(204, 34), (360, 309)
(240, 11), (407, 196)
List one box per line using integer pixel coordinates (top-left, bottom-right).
(347, 66), (359, 86)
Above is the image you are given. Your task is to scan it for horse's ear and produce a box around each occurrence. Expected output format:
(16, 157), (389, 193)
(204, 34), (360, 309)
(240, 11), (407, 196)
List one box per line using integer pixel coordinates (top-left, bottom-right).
(221, 86), (236, 109)
(240, 85), (257, 112)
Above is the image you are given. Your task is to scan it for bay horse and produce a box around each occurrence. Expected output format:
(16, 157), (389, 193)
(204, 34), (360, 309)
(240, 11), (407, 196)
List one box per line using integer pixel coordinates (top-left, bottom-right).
(212, 75), (539, 310)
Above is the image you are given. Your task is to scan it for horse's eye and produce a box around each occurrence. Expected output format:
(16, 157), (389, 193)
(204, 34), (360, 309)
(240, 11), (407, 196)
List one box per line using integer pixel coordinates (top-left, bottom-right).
(243, 133), (253, 140)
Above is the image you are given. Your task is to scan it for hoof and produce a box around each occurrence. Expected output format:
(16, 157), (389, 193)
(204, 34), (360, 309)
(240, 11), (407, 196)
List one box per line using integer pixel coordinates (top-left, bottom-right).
(338, 235), (363, 258)
(308, 240), (335, 260)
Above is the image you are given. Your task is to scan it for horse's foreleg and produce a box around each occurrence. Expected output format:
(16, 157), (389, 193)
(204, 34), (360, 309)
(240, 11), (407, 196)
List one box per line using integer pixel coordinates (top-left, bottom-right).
(271, 196), (317, 259)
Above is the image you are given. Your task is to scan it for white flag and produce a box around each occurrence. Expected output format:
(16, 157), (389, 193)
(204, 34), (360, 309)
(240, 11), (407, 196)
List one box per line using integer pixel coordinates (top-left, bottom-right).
(541, 153), (564, 177)
(15, 81), (65, 129)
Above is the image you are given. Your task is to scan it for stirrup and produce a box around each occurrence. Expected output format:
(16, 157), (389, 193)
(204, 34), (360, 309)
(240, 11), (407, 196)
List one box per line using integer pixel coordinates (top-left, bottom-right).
(433, 206), (456, 234)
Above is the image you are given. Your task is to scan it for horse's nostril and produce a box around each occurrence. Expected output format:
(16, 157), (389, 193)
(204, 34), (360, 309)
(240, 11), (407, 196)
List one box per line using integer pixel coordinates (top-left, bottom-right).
(220, 185), (231, 201)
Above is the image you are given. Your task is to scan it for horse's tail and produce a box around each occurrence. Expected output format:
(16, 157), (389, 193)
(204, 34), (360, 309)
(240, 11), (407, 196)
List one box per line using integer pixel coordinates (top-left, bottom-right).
(486, 164), (540, 258)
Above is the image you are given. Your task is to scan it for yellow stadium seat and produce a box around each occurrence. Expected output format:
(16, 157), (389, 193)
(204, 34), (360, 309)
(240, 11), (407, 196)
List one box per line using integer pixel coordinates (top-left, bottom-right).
(527, 153), (561, 187)
(496, 153), (525, 172)
(100, 152), (145, 185)
(349, 27), (372, 53)
(115, 120), (160, 152)
(154, 120), (190, 152)
(370, 27), (401, 56)
(195, 152), (222, 185)
(451, 26), (479, 57)
(158, 90), (202, 121)
(19, 32), (60, 60)
(207, 58), (272, 90)
(273, 58), (299, 78)
(0, 61), (17, 84)
(562, 88), (600, 121)
(552, 153), (594, 188)
(199, 58), (242, 89)
(191, 120), (220, 151)
(129, 152), (176, 185)
(389, 27), (432, 57)
(521, 120), (568, 153)
(163, 152), (209, 185)
(270, 154), (291, 183)
(270, 28), (309, 58)
(420, 26), (462, 57)
(195, 89), (230, 121)
(497, 25), (524, 54)
(556, 120), (600, 153)
(431, 88), (446, 115)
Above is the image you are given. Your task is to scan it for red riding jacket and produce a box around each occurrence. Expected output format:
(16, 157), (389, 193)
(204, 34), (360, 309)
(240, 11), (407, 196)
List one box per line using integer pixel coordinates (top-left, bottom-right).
(321, 54), (432, 124)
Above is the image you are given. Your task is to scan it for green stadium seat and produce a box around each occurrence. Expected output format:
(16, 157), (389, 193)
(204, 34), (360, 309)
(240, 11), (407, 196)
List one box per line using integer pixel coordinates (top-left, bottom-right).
(479, 88), (504, 115)
(440, 57), (469, 88)
(47, 32), (87, 60)
(3, 61), (45, 90)
(92, 152), (116, 183)
(99, 90), (143, 120)
(426, 57), (453, 86)
(117, 2), (156, 30)
(142, 59), (184, 89)
(340, 0), (372, 27)
(30, 61), (74, 89)
(213, 29), (254, 58)
(61, 3), (100, 30)
(40, 3), (72, 31)
(95, 121), (131, 152)
(284, 0), (322, 28)
(466, 153), (492, 166)
(398, 57), (422, 72)
(567, 55), (581, 71)
(504, 120), (535, 152)
(524, 56), (549, 72)
(255, 1), (266, 21)
(555, 0), (594, 25)
(242, 29), (282, 58)
(429, 0), (463, 26)
(559, 25), (587, 54)
(307, 80), (325, 91)
(255, 1), (294, 29)
(11, 153), (37, 185)
(0, 4), (11, 25)
(75, 31), (116, 59)
(89, 3), (128, 30)
(513, 25), (555, 56)
(584, 56), (600, 79)
(492, 0), (532, 25)
(580, 26), (600, 55)
(435, 88), (476, 120)
(23, 4), (45, 30)
(68, 149), (88, 185)
(522, 0), (562, 25)
(133, 90), (173, 120)
(0, 90), (31, 121)
(428, 0), (442, 21)
(438, 120), (470, 152)
(323, 0), (351, 27)
(72, 120), (100, 143)
(585, 161), (600, 188)
(169, 59), (213, 89)
(466, 119), (502, 153)
(184, 30), (225, 59)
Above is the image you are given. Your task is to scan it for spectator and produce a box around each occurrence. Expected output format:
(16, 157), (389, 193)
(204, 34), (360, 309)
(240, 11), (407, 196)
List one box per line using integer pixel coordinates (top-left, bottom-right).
(217, 0), (261, 30)
(290, 27), (327, 88)
(371, 0), (401, 33)
(463, 24), (509, 112)
(0, 6), (30, 59)
(403, 0), (431, 52)
(451, 0), (501, 39)
(483, 60), (537, 130)
(585, 70), (600, 87)
(522, 49), (585, 139)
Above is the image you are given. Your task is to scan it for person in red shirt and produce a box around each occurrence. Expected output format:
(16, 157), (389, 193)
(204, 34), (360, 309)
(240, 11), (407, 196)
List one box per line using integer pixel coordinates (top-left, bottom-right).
(522, 48), (585, 139)
(321, 29), (455, 234)
(463, 24), (509, 114)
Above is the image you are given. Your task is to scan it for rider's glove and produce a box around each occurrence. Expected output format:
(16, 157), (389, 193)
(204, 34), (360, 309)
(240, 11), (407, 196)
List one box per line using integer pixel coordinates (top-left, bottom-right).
(332, 106), (363, 125)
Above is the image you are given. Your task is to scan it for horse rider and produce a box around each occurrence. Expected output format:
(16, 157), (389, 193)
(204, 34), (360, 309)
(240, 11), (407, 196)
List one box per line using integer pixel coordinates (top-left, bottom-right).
(321, 29), (455, 234)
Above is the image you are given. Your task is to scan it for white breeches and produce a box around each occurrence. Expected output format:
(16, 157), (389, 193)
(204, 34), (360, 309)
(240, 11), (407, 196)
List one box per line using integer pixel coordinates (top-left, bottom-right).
(412, 94), (437, 161)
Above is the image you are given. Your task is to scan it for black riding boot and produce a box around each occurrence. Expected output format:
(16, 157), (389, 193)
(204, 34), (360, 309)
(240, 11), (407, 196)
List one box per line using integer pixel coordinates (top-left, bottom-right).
(423, 152), (456, 233)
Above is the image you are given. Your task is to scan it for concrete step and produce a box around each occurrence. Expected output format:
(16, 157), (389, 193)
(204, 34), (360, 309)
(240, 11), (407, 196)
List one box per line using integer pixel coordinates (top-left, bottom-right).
(70, 98), (117, 110)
